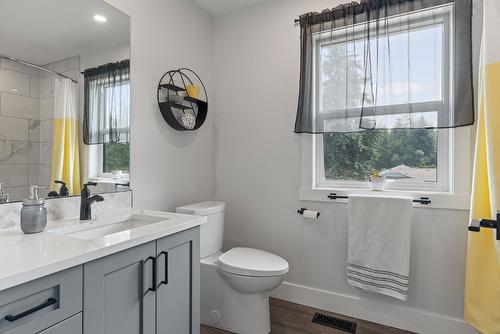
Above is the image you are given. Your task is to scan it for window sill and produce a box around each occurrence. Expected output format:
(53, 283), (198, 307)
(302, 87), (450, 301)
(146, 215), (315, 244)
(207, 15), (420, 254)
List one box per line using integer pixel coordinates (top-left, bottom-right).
(299, 187), (470, 211)
(87, 176), (130, 184)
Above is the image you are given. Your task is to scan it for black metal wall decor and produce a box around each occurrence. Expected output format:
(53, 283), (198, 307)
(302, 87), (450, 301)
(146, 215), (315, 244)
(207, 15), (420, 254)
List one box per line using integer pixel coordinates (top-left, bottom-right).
(157, 68), (208, 131)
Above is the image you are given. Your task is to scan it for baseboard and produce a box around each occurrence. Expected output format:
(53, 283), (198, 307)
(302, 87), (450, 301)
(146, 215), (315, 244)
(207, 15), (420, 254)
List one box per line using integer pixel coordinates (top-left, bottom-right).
(271, 281), (479, 334)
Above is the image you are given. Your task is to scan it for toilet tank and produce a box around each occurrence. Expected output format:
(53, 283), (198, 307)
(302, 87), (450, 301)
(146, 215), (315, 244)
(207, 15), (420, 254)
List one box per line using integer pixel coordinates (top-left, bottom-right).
(176, 201), (226, 258)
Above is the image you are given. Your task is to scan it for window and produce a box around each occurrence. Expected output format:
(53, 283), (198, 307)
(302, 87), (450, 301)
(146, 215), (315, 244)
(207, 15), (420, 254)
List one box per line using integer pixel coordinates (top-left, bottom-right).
(314, 7), (453, 192)
(316, 129), (450, 191)
(83, 60), (130, 180)
(98, 80), (130, 177)
(102, 142), (130, 174)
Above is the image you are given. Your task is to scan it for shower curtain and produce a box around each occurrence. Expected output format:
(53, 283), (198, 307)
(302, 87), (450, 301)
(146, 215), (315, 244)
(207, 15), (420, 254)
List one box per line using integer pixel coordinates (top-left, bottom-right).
(464, 0), (500, 332)
(50, 78), (81, 195)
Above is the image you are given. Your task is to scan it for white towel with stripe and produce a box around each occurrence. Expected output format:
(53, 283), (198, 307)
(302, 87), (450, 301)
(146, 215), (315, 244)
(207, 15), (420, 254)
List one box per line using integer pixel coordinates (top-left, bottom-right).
(347, 195), (412, 301)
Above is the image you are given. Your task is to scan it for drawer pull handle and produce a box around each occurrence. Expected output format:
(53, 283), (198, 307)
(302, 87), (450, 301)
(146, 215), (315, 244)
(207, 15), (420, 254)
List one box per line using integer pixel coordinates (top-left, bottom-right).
(5, 298), (57, 322)
(143, 256), (156, 292)
(159, 251), (169, 287)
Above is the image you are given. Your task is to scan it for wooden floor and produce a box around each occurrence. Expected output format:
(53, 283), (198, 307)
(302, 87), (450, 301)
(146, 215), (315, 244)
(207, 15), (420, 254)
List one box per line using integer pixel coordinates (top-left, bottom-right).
(201, 298), (415, 334)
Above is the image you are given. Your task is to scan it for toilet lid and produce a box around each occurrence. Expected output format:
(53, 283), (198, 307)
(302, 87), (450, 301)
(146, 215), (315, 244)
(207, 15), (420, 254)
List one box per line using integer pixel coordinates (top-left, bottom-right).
(217, 247), (289, 277)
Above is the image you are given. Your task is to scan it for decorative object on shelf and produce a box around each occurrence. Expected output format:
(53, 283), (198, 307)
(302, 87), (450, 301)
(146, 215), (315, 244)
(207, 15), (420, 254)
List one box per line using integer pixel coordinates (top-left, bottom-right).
(157, 68), (208, 131)
(370, 171), (386, 191)
(111, 170), (123, 180)
(181, 113), (196, 130)
(186, 84), (200, 99)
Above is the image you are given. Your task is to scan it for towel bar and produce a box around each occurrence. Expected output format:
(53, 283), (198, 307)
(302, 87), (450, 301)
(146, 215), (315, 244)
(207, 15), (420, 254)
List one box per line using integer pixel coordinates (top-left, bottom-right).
(468, 212), (500, 241)
(327, 193), (432, 205)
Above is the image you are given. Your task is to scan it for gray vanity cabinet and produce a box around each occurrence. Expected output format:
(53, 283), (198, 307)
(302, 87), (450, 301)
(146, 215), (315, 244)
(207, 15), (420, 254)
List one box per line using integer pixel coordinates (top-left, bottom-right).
(82, 227), (200, 334)
(83, 242), (157, 334)
(156, 228), (200, 334)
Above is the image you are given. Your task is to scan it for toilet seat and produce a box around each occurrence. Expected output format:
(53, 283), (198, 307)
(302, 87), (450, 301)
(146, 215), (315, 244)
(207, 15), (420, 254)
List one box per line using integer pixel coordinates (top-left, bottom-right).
(217, 247), (289, 277)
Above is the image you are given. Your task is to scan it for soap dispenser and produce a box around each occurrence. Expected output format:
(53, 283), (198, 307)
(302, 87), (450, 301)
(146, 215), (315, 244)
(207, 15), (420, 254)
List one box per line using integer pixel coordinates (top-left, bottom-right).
(21, 186), (48, 234)
(0, 183), (9, 204)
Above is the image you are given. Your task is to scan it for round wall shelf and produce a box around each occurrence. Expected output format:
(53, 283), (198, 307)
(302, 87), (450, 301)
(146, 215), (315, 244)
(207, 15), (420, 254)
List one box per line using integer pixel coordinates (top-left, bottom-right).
(157, 68), (208, 131)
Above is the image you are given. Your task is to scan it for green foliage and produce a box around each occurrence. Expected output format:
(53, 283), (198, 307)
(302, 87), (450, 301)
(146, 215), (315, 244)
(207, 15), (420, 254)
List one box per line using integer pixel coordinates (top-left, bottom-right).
(319, 40), (437, 182)
(323, 128), (437, 181)
(103, 142), (130, 173)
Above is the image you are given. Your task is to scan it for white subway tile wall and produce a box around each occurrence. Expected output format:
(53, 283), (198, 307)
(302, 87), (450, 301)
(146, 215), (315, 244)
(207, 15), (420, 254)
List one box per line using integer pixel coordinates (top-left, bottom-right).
(0, 191), (132, 230)
(0, 56), (80, 200)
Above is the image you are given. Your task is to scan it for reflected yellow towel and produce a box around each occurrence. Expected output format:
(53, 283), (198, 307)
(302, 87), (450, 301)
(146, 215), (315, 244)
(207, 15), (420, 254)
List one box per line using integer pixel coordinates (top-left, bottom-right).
(464, 2), (500, 331)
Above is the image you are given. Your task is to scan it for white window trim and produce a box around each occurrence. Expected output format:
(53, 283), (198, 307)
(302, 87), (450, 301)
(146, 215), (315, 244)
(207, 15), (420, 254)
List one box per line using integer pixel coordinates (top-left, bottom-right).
(300, 4), (472, 210)
(98, 142), (130, 180)
(314, 129), (451, 192)
(314, 7), (452, 119)
(85, 77), (131, 181)
(300, 126), (472, 210)
(87, 141), (130, 181)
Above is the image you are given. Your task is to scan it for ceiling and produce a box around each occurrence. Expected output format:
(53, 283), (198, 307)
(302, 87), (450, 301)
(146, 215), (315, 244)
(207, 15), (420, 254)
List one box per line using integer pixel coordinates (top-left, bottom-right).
(194, 0), (270, 16)
(0, 0), (130, 65)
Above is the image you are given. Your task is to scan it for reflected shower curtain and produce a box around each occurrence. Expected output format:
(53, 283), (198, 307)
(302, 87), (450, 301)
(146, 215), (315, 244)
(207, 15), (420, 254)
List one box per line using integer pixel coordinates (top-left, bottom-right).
(51, 78), (81, 195)
(464, 1), (500, 332)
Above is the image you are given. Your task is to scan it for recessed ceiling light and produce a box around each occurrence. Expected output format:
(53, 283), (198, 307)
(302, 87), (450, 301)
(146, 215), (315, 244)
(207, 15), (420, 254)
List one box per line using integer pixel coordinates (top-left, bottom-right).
(10, 88), (19, 93)
(93, 14), (107, 23)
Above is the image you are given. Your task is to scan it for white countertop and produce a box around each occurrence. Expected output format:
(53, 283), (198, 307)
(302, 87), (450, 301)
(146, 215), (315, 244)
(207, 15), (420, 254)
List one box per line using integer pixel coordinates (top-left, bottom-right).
(0, 209), (206, 291)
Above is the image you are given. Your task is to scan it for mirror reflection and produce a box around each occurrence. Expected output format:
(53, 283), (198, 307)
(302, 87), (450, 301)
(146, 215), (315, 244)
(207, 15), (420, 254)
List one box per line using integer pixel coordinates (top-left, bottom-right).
(0, 0), (131, 203)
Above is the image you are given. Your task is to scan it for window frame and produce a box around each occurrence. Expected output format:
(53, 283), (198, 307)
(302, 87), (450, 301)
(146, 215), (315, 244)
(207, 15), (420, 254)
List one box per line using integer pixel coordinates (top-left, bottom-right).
(314, 130), (451, 192)
(98, 137), (130, 179)
(299, 126), (471, 210)
(312, 5), (454, 193)
(86, 74), (131, 181)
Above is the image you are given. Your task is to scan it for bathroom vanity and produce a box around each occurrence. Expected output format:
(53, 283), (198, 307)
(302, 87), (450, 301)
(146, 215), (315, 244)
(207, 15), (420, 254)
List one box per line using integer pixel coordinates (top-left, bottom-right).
(0, 210), (205, 334)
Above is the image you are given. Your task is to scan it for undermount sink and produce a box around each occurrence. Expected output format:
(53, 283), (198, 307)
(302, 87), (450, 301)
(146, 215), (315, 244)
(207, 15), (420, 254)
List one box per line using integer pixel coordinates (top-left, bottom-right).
(48, 213), (172, 241)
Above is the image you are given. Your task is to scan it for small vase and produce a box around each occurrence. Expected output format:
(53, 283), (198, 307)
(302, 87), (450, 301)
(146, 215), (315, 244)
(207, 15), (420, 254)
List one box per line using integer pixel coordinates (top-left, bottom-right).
(370, 176), (386, 191)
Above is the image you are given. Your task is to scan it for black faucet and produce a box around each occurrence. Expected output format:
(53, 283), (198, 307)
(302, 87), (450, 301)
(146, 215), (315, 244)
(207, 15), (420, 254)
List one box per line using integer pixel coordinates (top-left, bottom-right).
(47, 180), (70, 198)
(55, 180), (69, 197)
(80, 182), (104, 221)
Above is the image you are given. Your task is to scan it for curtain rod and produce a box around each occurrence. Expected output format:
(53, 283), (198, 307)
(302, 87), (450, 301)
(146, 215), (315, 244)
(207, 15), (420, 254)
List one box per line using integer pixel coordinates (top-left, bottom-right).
(0, 55), (78, 84)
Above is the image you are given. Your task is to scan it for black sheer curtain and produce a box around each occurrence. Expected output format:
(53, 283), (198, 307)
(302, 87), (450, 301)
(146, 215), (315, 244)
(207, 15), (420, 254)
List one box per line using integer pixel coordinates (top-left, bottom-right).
(83, 59), (130, 144)
(295, 0), (474, 133)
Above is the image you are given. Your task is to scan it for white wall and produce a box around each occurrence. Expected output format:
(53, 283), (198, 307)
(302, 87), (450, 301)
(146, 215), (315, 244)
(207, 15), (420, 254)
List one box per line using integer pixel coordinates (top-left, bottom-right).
(105, 0), (215, 211)
(100, 0), (483, 332)
(80, 43), (130, 72)
(213, 0), (481, 333)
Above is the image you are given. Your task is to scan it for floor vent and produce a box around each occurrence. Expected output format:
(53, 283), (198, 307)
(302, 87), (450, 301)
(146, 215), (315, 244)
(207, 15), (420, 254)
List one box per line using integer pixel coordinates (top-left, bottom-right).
(312, 312), (357, 333)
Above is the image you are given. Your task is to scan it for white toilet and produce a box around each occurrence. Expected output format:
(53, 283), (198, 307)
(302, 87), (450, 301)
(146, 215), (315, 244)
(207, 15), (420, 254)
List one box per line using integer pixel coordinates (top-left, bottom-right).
(176, 201), (289, 334)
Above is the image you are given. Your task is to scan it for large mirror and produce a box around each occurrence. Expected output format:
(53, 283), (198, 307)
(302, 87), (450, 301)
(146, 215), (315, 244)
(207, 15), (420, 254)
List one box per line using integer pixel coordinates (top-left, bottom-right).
(0, 0), (131, 203)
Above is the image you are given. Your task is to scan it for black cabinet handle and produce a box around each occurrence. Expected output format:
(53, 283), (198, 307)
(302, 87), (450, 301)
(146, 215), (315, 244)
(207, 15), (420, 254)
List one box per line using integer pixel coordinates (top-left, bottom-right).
(144, 256), (157, 292)
(159, 251), (169, 287)
(5, 298), (57, 322)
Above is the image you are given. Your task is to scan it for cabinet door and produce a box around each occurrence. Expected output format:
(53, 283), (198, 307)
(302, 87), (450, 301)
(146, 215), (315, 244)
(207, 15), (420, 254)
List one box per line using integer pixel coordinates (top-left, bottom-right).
(156, 227), (200, 334)
(83, 242), (156, 334)
(37, 313), (82, 334)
